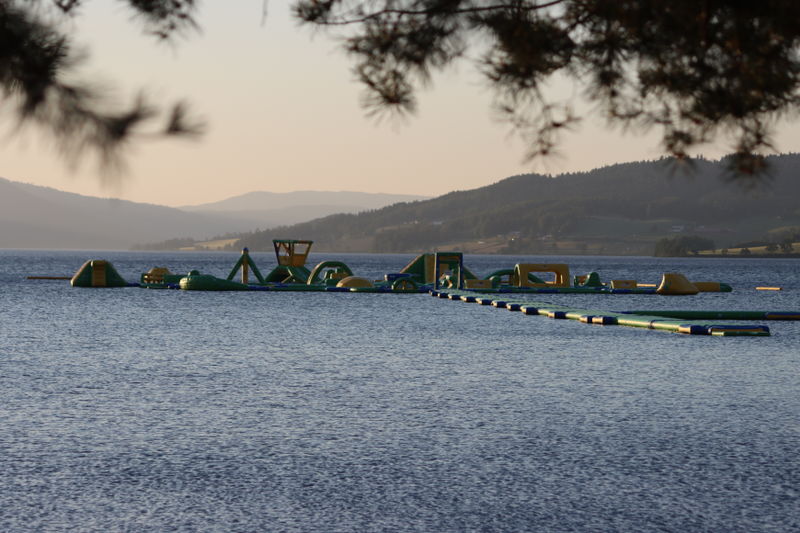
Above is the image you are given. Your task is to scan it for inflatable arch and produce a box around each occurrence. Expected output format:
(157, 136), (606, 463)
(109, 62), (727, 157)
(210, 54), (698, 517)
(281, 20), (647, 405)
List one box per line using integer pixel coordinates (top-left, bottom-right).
(513, 264), (571, 288)
(487, 268), (545, 288)
(308, 261), (355, 285)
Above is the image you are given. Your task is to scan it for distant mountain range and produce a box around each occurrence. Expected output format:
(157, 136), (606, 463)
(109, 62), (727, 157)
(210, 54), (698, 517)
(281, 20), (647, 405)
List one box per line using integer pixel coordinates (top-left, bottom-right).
(221, 154), (800, 255)
(179, 191), (429, 230)
(6, 155), (800, 254)
(0, 178), (428, 250)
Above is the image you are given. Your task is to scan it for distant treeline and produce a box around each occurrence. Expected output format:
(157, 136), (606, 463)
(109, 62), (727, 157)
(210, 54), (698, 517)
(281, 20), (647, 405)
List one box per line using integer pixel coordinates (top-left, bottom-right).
(654, 236), (716, 256)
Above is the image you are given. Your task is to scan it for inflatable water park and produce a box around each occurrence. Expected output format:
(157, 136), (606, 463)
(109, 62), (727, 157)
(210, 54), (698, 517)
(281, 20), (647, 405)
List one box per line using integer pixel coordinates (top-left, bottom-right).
(56, 239), (799, 337)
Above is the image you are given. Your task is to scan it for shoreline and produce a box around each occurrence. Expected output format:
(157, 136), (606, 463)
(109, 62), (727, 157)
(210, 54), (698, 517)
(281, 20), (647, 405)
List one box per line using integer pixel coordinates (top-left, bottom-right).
(690, 253), (800, 259)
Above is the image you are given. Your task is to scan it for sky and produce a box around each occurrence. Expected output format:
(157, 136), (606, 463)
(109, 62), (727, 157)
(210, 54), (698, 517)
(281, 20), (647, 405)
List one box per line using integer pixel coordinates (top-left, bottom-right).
(2, 2), (799, 207)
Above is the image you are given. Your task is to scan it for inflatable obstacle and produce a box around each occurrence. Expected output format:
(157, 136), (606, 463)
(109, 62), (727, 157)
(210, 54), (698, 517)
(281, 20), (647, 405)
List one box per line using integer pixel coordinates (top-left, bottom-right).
(71, 260), (128, 288)
(67, 241), (734, 297)
(60, 243), (799, 337)
(146, 242), (432, 293)
(68, 246), (734, 296)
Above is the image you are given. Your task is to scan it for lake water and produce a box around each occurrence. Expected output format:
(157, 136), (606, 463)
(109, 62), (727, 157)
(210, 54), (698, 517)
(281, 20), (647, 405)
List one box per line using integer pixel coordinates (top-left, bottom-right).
(1, 250), (798, 532)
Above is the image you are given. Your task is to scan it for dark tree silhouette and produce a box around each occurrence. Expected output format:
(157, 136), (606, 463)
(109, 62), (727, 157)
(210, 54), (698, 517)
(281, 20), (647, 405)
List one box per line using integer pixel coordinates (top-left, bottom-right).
(294, 0), (800, 177)
(0, 0), (203, 171)
(4, 1), (800, 178)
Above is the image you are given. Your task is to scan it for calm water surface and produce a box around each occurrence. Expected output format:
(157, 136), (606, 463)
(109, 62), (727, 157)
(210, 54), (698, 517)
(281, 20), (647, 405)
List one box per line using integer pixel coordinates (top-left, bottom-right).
(1, 250), (798, 532)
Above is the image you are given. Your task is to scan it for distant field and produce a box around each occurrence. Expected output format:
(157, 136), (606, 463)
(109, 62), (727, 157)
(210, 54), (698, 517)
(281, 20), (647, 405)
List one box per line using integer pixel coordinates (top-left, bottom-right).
(180, 238), (239, 251)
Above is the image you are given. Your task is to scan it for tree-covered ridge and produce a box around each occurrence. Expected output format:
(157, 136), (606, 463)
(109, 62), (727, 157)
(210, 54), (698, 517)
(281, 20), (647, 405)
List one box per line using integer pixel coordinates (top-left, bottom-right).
(228, 154), (800, 255)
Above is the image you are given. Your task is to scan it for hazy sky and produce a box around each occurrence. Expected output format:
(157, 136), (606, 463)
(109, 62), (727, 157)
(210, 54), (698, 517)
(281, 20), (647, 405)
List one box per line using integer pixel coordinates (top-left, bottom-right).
(2, 2), (799, 207)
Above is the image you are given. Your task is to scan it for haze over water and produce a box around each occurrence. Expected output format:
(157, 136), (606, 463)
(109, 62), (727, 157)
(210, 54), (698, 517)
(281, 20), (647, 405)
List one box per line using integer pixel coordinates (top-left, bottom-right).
(1, 250), (798, 532)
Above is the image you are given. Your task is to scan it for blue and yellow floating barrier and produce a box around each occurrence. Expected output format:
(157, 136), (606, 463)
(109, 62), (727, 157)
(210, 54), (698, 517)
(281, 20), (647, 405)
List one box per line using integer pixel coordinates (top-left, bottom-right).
(433, 288), (799, 337)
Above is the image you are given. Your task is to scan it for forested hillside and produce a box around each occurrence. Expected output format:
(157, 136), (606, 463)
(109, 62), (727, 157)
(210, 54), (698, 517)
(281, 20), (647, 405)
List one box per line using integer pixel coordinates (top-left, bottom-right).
(182, 155), (800, 255)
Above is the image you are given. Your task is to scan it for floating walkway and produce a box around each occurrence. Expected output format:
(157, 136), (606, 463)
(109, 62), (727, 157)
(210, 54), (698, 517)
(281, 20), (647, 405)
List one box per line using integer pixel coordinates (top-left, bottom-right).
(430, 289), (800, 337)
